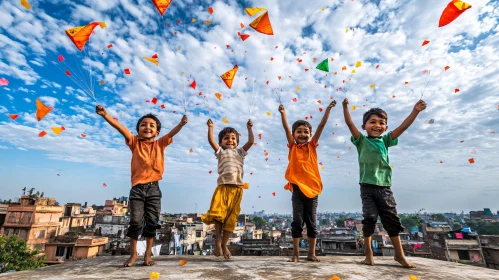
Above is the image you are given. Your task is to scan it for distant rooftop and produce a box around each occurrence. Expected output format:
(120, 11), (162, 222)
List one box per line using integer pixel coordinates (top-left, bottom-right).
(1, 256), (498, 280)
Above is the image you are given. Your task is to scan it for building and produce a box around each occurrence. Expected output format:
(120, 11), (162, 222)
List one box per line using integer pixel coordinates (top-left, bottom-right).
(103, 197), (129, 216)
(0, 203), (8, 228)
(59, 202), (96, 235)
(422, 224), (485, 266)
(0, 196), (63, 251)
(244, 222), (263, 239)
(44, 234), (108, 263)
(241, 238), (280, 256)
(94, 215), (128, 238)
(479, 235), (499, 270)
(320, 228), (361, 256)
(470, 208), (495, 221)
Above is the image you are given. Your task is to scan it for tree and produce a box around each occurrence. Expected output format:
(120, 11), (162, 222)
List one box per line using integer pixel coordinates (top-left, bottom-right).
(452, 222), (462, 230)
(0, 234), (45, 273)
(321, 219), (329, 226)
(262, 232), (269, 240)
(400, 214), (423, 231)
(335, 219), (345, 227)
(27, 188), (35, 197)
(40, 192), (44, 198)
(252, 216), (266, 230)
(431, 214), (447, 222)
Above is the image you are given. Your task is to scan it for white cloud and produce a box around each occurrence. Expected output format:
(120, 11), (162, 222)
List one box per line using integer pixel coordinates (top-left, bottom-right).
(0, 0), (498, 213)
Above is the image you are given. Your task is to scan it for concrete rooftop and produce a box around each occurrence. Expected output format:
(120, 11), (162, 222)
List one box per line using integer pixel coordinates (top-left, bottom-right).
(1, 256), (498, 280)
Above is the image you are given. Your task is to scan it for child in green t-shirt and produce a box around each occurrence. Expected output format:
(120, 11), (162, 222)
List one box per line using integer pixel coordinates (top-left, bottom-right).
(342, 98), (426, 269)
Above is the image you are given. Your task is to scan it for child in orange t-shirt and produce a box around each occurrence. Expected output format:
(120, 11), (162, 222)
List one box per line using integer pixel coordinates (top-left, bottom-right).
(278, 101), (337, 262)
(96, 105), (187, 267)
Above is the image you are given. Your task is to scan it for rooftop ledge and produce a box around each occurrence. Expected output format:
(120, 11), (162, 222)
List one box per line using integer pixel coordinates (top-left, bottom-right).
(1, 256), (498, 280)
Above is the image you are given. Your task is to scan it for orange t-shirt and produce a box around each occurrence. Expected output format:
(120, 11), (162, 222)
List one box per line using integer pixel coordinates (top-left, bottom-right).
(126, 135), (172, 187)
(284, 138), (322, 198)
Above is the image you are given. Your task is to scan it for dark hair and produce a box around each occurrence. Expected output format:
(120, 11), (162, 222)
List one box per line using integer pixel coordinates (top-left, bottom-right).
(292, 120), (312, 134)
(363, 108), (388, 125)
(218, 127), (239, 144)
(136, 113), (161, 133)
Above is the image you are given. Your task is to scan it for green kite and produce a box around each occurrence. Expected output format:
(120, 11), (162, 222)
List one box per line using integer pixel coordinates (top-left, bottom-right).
(316, 58), (329, 72)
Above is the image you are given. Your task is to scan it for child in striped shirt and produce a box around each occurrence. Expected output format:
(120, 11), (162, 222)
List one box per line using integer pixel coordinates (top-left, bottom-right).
(202, 118), (254, 259)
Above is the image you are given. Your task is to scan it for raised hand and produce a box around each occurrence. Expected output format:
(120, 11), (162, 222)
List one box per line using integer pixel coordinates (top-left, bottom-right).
(207, 119), (214, 127)
(247, 119), (253, 128)
(278, 104), (285, 114)
(342, 98), (349, 108)
(96, 105), (107, 116)
(414, 100), (427, 112)
(180, 115), (188, 126)
(327, 100), (337, 110)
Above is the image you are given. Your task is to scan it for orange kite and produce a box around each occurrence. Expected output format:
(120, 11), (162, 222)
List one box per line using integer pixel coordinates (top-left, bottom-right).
(65, 22), (106, 51)
(249, 11), (273, 35)
(439, 0), (472, 27)
(220, 65), (238, 89)
(152, 0), (172, 16)
(36, 99), (51, 121)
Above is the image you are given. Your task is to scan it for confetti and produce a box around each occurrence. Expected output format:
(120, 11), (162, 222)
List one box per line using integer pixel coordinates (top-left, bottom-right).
(0, 78), (9, 86)
(8, 114), (18, 120)
(444, 66), (450, 71)
(292, 98), (297, 102)
(329, 276), (341, 280)
(103, 183), (107, 187)
(151, 97), (158, 104)
(422, 40), (430, 46)
(150, 272), (160, 279)
(222, 117), (229, 124)
(21, 0), (31, 9)
(179, 260), (187, 266)
(189, 148), (193, 153)
(39, 131), (47, 137)
(81, 133), (87, 138)
(468, 158), (475, 164)
(124, 68), (131, 74)
(296, 87), (300, 91)
(266, 111), (271, 116)
(351, 106), (356, 111)
(99, 80), (104, 85)
(455, 88), (460, 93)
(208, 7), (214, 14)
(408, 275), (418, 280)
(272, 192), (276, 196)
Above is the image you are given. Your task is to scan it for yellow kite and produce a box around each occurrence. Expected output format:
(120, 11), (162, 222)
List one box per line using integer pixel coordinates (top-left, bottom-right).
(245, 7), (267, 16)
(220, 65), (239, 89)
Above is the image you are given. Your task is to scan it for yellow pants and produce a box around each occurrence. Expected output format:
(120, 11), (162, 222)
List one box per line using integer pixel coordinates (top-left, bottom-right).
(201, 184), (243, 233)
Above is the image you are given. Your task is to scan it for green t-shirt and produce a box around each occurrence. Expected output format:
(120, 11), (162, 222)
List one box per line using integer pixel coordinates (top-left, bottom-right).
(351, 132), (398, 187)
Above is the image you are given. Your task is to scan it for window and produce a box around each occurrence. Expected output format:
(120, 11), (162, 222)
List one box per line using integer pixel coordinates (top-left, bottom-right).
(36, 230), (46, 239)
(65, 247), (73, 259)
(457, 250), (470, 260)
(56, 246), (65, 256)
(349, 243), (357, 250)
(196, 231), (201, 238)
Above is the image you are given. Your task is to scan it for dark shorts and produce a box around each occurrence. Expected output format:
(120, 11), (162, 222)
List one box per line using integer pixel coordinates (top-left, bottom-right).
(291, 184), (318, 239)
(127, 181), (162, 239)
(360, 184), (404, 237)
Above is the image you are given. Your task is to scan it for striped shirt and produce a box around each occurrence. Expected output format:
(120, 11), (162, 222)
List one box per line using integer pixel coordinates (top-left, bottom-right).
(216, 147), (247, 186)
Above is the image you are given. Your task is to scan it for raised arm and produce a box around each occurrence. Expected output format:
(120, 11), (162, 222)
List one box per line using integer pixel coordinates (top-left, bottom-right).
(166, 115), (188, 138)
(242, 119), (255, 152)
(207, 119), (219, 152)
(313, 100), (336, 143)
(390, 99), (426, 140)
(96, 105), (133, 142)
(278, 104), (294, 145)
(342, 98), (360, 140)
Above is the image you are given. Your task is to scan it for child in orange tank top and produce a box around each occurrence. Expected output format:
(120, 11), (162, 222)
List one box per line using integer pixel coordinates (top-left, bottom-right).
(278, 101), (337, 262)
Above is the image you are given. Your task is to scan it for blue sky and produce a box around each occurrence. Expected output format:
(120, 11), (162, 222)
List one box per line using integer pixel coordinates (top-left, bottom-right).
(0, 0), (498, 214)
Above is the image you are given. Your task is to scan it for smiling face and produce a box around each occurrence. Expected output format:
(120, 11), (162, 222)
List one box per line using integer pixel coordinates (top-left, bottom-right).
(220, 132), (238, 149)
(138, 117), (159, 140)
(293, 125), (311, 144)
(362, 114), (388, 137)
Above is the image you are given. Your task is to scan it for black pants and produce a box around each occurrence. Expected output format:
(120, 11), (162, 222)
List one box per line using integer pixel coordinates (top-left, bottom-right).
(291, 184), (318, 239)
(127, 182), (162, 239)
(360, 184), (404, 237)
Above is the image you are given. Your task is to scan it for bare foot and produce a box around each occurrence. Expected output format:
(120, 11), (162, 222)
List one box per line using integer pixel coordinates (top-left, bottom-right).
(306, 255), (320, 262)
(360, 255), (375, 266)
(287, 255), (299, 262)
(123, 255), (137, 267)
(222, 245), (232, 259)
(394, 256), (416, 268)
(213, 244), (222, 257)
(143, 250), (156, 266)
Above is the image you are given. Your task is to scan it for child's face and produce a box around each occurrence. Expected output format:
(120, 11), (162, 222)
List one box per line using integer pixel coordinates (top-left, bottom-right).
(362, 114), (388, 137)
(293, 125), (311, 144)
(138, 117), (159, 140)
(220, 132), (238, 149)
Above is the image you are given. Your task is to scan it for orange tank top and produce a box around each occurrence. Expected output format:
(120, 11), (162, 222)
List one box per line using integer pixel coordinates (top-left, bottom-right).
(284, 138), (322, 198)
